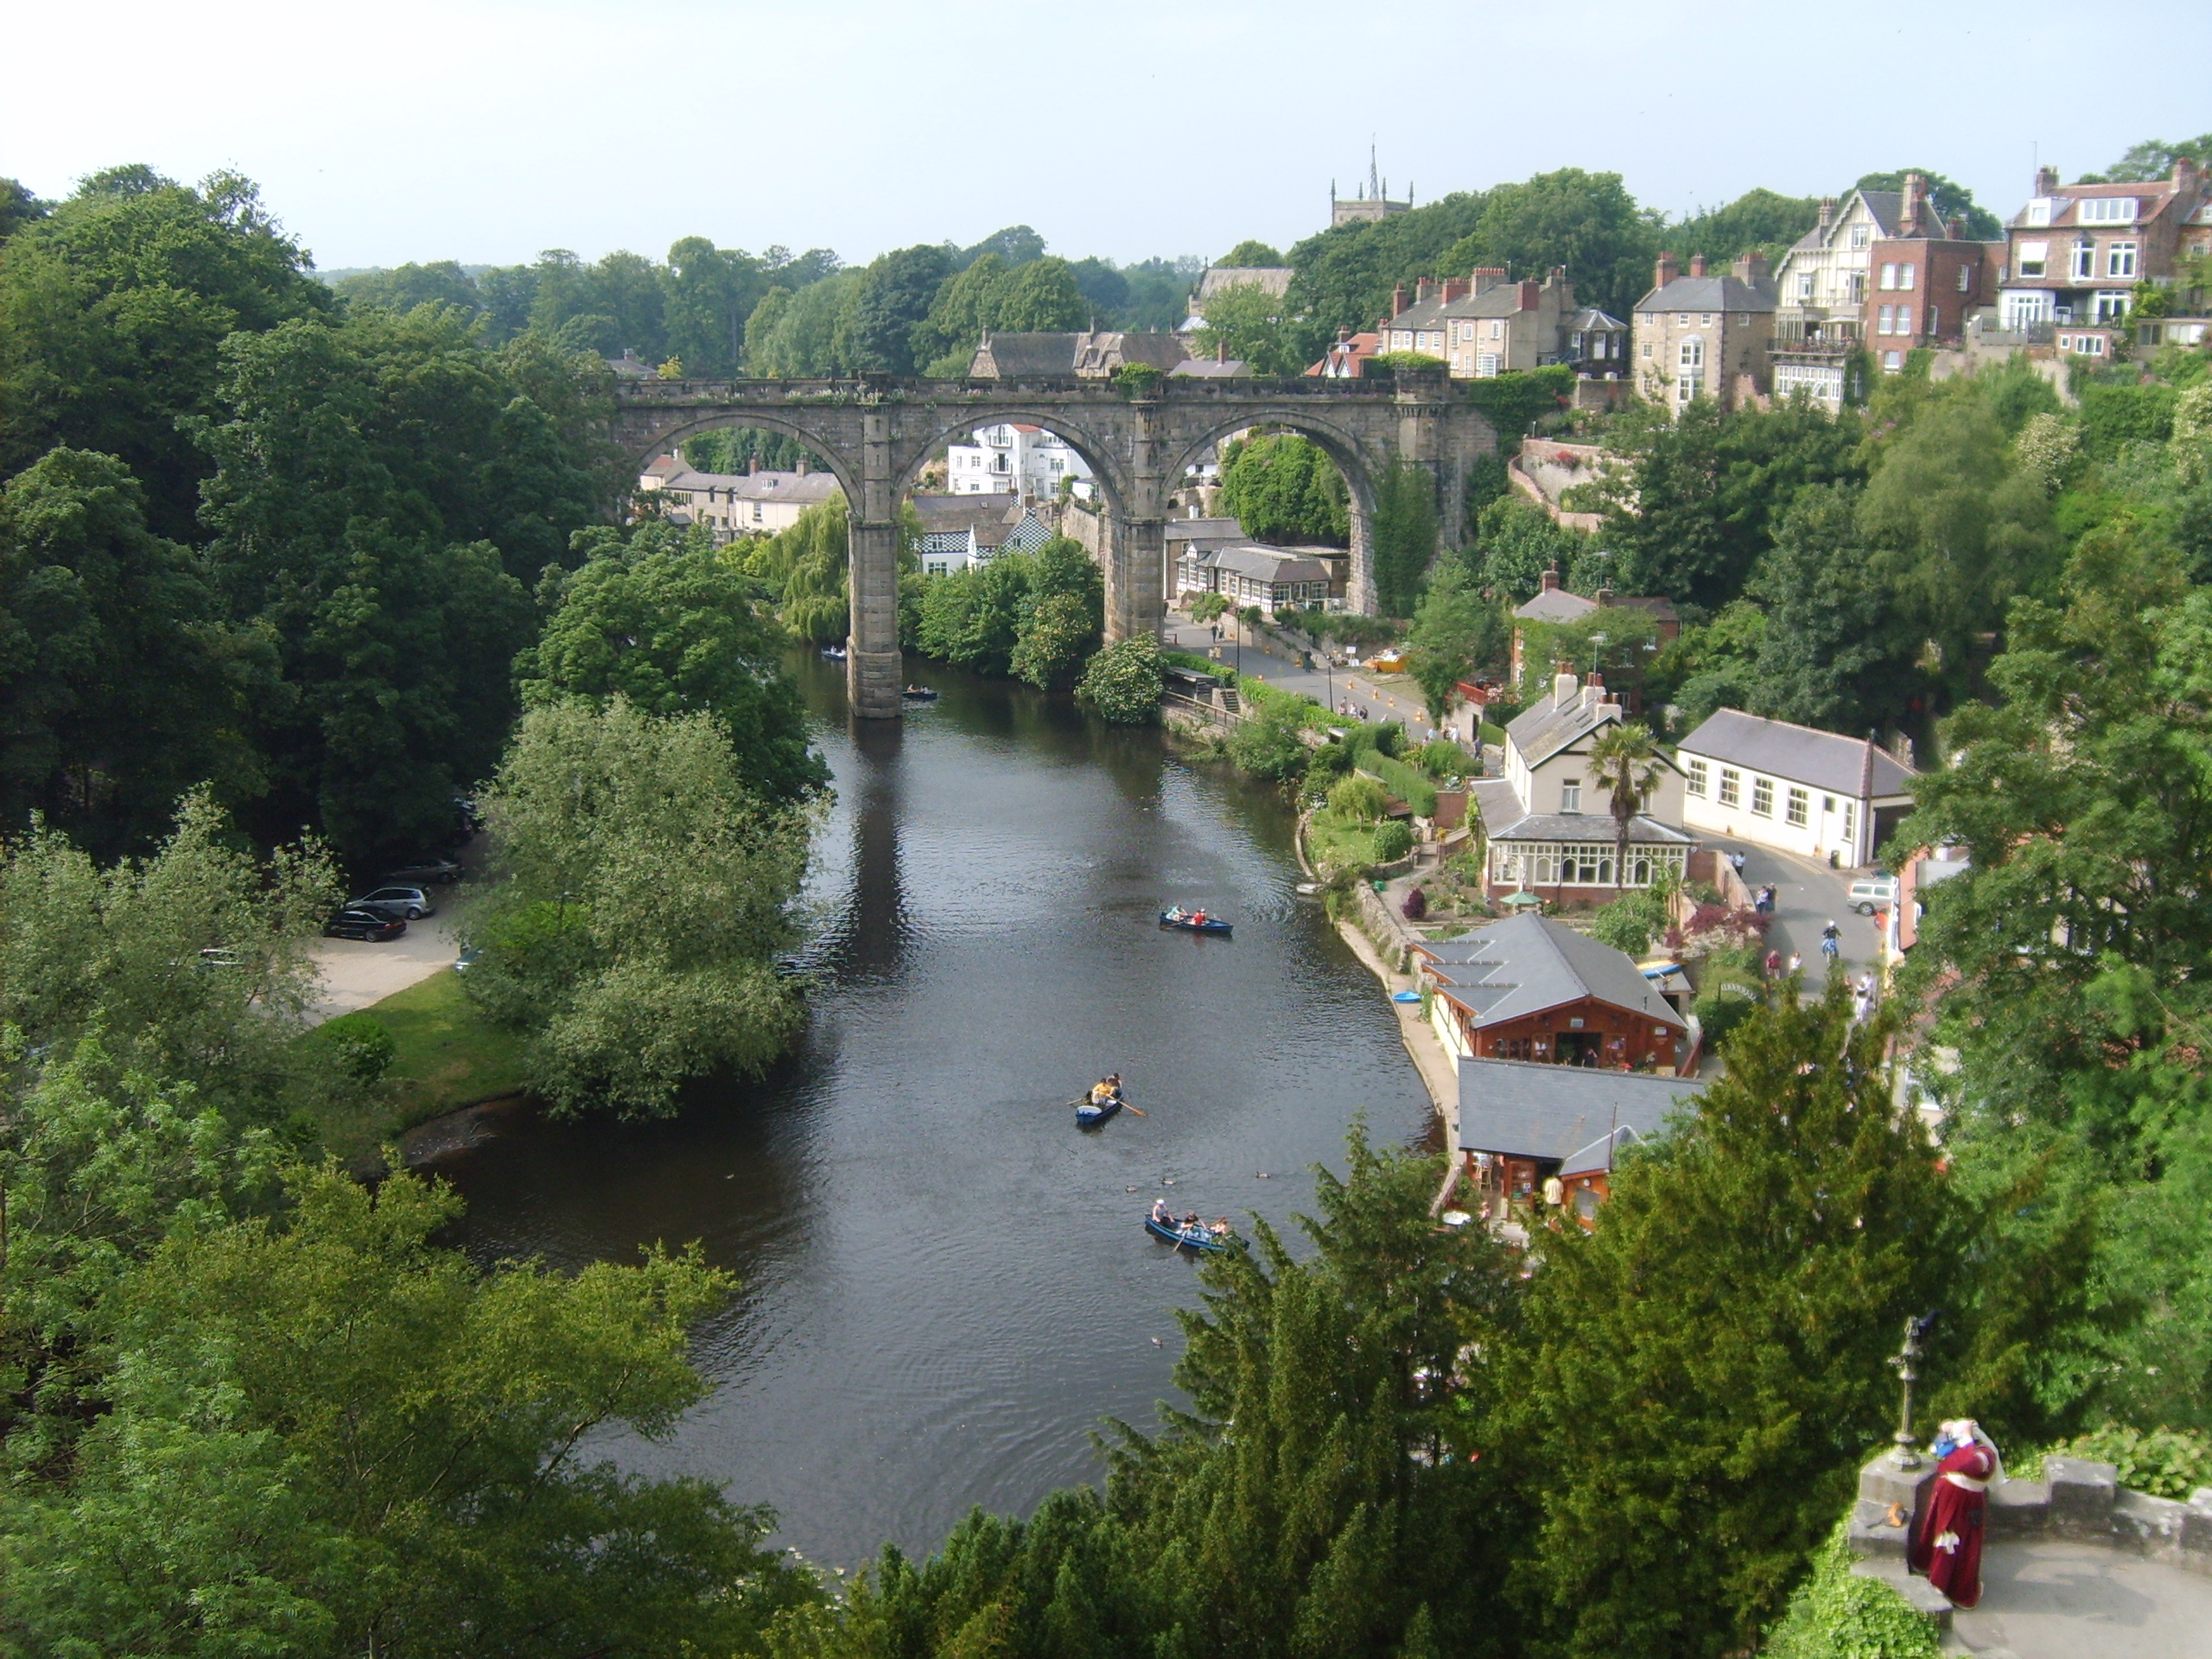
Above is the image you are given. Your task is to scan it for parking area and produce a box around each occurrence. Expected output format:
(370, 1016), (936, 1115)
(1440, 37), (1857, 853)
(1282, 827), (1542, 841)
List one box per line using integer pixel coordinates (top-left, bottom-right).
(308, 847), (482, 1026)
(1703, 832), (1885, 982)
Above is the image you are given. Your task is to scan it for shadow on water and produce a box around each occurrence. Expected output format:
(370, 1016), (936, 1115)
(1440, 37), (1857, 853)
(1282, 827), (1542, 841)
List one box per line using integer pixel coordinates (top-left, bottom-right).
(434, 651), (1433, 1567)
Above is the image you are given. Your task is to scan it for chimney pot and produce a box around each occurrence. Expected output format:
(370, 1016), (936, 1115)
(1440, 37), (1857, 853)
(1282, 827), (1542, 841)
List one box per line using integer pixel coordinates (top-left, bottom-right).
(1391, 283), (1408, 317)
(1519, 279), (1540, 311)
(1818, 196), (1836, 228)
(1655, 252), (1679, 289)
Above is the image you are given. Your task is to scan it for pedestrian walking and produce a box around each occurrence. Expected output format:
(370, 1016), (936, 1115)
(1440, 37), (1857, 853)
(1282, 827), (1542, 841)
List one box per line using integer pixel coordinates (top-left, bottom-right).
(1730, 850), (1748, 875)
(1764, 948), (1782, 978)
(1788, 951), (1802, 975)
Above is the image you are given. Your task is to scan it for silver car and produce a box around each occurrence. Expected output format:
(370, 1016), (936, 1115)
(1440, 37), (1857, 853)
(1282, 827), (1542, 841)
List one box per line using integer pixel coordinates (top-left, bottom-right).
(353, 885), (437, 921)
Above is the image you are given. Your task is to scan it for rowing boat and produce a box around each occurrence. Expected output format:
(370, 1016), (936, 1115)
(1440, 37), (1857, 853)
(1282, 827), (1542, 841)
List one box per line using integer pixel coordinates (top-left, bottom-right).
(1145, 1214), (1234, 1253)
(1077, 1093), (1123, 1128)
(1159, 910), (1231, 935)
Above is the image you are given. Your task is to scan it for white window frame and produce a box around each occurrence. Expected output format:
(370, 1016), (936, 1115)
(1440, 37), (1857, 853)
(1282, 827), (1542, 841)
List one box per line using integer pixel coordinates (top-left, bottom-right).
(1718, 768), (1740, 808)
(2107, 241), (2138, 278)
(2078, 197), (2138, 225)
(1898, 263), (1916, 290)
(1560, 779), (1582, 813)
(2017, 240), (2049, 277)
(1879, 263), (1898, 290)
(2069, 241), (2096, 281)
(1686, 758), (1707, 797)
(1751, 777), (1774, 817)
(1785, 787), (1808, 827)
(1850, 224), (1870, 250)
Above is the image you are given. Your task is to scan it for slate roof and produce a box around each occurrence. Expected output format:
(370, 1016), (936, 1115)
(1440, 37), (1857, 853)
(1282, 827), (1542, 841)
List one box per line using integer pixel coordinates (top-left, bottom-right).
(1516, 586), (1599, 622)
(1165, 517), (1245, 545)
(1636, 274), (1777, 314)
(1505, 683), (1620, 767)
(909, 493), (1021, 550)
(1567, 307), (1627, 333)
(1676, 709), (1916, 799)
(1484, 812), (1696, 847)
(1196, 266), (1294, 303)
(1456, 1056), (1702, 1164)
(1416, 914), (1687, 1031)
(1201, 543), (1332, 585)
(1783, 190), (1903, 253)
(1171, 357), (1249, 378)
(1070, 330), (1191, 375)
(658, 468), (842, 505)
(969, 333), (1079, 378)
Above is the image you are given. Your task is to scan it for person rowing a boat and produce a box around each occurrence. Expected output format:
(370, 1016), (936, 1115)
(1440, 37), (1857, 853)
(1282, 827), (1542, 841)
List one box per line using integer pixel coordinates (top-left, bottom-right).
(1090, 1074), (1122, 1106)
(1190, 909), (1207, 927)
(1208, 1217), (1231, 1238)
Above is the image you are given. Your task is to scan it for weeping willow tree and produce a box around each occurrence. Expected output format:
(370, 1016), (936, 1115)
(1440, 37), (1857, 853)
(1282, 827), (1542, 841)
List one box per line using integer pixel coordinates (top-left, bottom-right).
(742, 495), (922, 645)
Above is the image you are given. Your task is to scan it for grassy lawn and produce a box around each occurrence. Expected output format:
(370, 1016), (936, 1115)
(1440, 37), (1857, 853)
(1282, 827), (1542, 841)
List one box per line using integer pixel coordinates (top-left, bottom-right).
(307, 969), (531, 1166)
(1306, 808), (1380, 874)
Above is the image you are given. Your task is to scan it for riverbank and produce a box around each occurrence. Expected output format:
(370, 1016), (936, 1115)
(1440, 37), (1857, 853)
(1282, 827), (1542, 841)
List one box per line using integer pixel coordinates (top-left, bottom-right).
(1294, 814), (1460, 1140)
(306, 969), (531, 1168)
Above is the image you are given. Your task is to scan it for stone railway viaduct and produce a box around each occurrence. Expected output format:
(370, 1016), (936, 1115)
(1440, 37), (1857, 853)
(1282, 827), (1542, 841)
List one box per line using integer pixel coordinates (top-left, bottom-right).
(611, 370), (1497, 718)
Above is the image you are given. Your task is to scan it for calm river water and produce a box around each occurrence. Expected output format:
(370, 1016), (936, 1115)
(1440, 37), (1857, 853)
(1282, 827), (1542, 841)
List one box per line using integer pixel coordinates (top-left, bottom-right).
(438, 655), (1431, 1567)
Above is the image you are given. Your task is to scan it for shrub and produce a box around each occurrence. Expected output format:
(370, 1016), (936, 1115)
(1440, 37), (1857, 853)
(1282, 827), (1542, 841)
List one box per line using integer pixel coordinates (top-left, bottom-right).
(1329, 775), (1390, 821)
(1418, 737), (1472, 778)
(1306, 741), (1355, 780)
(1226, 706), (1312, 783)
(1765, 1523), (1939, 1659)
(1076, 637), (1165, 724)
(1590, 887), (1669, 957)
(1372, 721), (1406, 758)
(1361, 755), (1439, 818)
(313, 1011), (397, 1084)
(1693, 983), (1759, 1048)
(1402, 885), (1427, 920)
(1372, 821), (1414, 862)
(2047, 1424), (2212, 1500)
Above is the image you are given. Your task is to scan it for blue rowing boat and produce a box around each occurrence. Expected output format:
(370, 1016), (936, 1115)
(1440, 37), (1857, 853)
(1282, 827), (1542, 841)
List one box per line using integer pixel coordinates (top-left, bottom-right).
(1146, 1214), (1234, 1253)
(1159, 910), (1231, 935)
(1077, 1093), (1123, 1128)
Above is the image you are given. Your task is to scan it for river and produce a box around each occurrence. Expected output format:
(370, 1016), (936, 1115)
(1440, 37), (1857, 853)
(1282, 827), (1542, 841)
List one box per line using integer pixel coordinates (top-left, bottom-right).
(437, 654), (1433, 1567)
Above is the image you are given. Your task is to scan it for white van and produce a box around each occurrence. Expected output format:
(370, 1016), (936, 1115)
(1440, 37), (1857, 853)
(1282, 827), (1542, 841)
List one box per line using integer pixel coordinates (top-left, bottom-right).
(1847, 876), (1897, 915)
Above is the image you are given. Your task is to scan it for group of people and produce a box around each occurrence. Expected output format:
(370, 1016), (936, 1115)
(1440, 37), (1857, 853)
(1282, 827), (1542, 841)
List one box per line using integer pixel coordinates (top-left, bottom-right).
(1163, 906), (1210, 926)
(1334, 698), (1370, 721)
(1089, 1073), (1123, 1106)
(1148, 1198), (1230, 1239)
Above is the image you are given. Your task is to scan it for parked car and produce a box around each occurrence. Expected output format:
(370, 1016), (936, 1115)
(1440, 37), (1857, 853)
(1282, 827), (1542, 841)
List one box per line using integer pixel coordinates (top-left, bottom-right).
(324, 906), (407, 942)
(352, 885), (436, 920)
(383, 855), (461, 886)
(1847, 876), (1897, 915)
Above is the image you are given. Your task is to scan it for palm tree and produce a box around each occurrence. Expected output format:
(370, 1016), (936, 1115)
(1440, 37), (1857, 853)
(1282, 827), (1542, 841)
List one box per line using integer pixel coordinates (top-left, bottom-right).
(1588, 721), (1664, 890)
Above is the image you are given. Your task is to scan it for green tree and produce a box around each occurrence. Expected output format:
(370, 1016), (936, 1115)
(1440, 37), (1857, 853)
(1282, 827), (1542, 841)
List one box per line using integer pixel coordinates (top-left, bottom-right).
(1008, 537), (1103, 690)
(0, 167), (334, 540)
(0, 788), (340, 1122)
(662, 237), (766, 378)
(0, 448), (267, 856)
(1744, 483), (1894, 732)
(909, 252), (1009, 369)
(993, 257), (1088, 333)
(2082, 133), (2212, 183)
(0, 1162), (811, 1657)
(1520, 987), (1951, 1658)
(0, 177), (50, 242)
(1076, 636), (1164, 723)
(1645, 599), (1766, 729)
(1669, 188), (1823, 265)
(1443, 168), (1660, 320)
(333, 259), (484, 320)
(465, 698), (810, 1117)
(1404, 560), (1505, 721)
(1191, 280), (1299, 373)
(517, 521), (827, 803)
(1282, 194), (1491, 362)
(1217, 239), (1285, 267)
(1370, 459), (1439, 617)
(1218, 433), (1351, 545)
(1468, 494), (1589, 599)
(847, 244), (955, 375)
(1586, 720), (1663, 889)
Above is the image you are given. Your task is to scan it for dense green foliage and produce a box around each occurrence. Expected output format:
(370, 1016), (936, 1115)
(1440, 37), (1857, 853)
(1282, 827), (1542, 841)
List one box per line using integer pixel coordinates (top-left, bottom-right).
(518, 519), (826, 804)
(1217, 433), (1350, 545)
(1405, 560), (1507, 718)
(1076, 636), (1164, 723)
(1370, 459), (1440, 617)
(912, 537), (1103, 689)
(463, 699), (810, 1118)
(1764, 1525), (1941, 1659)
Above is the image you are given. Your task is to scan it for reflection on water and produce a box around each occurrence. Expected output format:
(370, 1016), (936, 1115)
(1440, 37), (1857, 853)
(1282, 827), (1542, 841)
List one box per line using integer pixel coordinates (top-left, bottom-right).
(436, 656), (1431, 1566)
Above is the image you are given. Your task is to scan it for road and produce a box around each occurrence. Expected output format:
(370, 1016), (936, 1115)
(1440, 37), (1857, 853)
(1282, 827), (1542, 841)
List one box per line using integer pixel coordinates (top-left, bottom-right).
(1700, 831), (1883, 984)
(1161, 613), (1438, 731)
(308, 897), (468, 1024)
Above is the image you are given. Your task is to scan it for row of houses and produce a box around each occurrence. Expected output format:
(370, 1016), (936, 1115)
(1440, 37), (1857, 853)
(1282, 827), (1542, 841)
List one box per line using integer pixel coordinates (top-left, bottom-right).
(1633, 160), (2211, 415)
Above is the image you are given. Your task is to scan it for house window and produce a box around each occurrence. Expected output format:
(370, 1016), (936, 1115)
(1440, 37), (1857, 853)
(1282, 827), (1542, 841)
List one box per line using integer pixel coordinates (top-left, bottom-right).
(1847, 272), (1866, 302)
(1796, 272), (1815, 299)
(1957, 264), (1974, 292)
(2095, 290), (2132, 321)
(1560, 779), (1582, 813)
(1477, 352), (1500, 377)
(1879, 263), (1898, 290)
(1700, 314), (1713, 326)
(1878, 304), (1895, 335)
(2078, 197), (2138, 224)
(1641, 340), (1652, 357)
(1687, 759), (1707, 797)
(2069, 241), (2096, 281)
(1843, 802), (1856, 843)
(1884, 350), (1903, 369)
(2018, 239), (2049, 277)
(1718, 768), (1740, 807)
(1851, 225), (1870, 249)
(2107, 242), (2138, 278)
(1751, 777), (1774, 817)
(1786, 787), (1808, 827)
(1897, 306), (1912, 334)
(1901, 263), (1917, 289)
(1679, 338), (1703, 371)
(2025, 199), (2053, 227)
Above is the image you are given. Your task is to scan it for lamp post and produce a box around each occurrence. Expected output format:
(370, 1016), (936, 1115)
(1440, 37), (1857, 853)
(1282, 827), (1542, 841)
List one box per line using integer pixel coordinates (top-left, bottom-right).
(1887, 1315), (1925, 1468)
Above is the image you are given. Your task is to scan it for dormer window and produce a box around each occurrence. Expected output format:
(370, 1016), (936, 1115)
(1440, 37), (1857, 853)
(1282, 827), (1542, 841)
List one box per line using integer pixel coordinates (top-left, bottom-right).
(2078, 197), (2138, 225)
(2025, 199), (2054, 228)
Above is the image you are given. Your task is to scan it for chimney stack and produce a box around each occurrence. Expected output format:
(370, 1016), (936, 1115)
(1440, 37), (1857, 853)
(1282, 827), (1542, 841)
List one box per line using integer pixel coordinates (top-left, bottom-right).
(1541, 564), (1561, 592)
(1471, 266), (1507, 294)
(1655, 252), (1679, 289)
(1689, 253), (1707, 278)
(1732, 250), (1769, 287)
(1902, 171), (1928, 236)
(2177, 156), (2202, 191)
(1817, 196), (1836, 229)
(1553, 666), (1579, 708)
(1947, 213), (1967, 240)
(748, 454), (760, 474)
(1416, 277), (1439, 303)
(1440, 277), (1471, 302)
(1519, 279), (1541, 311)
(2035, 164), (2058, 197)
(1391, 284), (1408, 318)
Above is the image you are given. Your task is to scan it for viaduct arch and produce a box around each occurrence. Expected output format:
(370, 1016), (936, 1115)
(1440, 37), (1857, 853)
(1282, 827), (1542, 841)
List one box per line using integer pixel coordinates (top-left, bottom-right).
(611, 371), (1497, 718)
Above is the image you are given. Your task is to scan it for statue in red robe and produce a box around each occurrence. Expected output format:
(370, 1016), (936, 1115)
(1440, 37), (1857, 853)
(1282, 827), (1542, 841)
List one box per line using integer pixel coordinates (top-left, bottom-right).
(1908, 1423), (1997, 1608)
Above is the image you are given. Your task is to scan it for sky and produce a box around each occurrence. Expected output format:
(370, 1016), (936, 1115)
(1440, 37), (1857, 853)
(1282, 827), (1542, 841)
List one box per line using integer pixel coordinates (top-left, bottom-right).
(6, 0), (2209, 274)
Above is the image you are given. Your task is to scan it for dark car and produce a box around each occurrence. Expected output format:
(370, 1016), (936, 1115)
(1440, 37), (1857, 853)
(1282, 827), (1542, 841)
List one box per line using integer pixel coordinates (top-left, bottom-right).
(352, 885), (436, 920)
(324, 906), (407, 942)
(383, 855), (462, 886)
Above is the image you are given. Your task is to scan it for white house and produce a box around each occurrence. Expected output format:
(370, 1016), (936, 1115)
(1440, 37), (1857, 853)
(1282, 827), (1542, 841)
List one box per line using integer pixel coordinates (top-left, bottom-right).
(1173, 542), (1332, 611)
(1467, 670), (1694, 904)
(1675, 709), (1916, 868)
(946, 423), (1093, 501)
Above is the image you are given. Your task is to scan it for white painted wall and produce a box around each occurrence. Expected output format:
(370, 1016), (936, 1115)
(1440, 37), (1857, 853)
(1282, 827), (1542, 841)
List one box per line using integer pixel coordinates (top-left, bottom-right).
(1677, 747), (1888, 865)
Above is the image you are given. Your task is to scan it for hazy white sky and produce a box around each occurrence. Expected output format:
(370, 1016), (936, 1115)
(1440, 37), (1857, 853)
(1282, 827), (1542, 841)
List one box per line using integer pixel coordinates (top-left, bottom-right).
(6, 0), (2208, 272)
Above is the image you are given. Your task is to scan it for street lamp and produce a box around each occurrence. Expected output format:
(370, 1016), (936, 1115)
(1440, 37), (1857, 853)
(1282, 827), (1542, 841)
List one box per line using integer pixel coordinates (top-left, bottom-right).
(1588, 631), (1608, 680)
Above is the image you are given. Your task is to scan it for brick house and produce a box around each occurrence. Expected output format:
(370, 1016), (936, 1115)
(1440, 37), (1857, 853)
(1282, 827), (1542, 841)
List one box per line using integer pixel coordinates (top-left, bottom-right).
(1505, 569), (1681, 702)
(1414, 913), (1689, 1071)
(1999, 158), (2208, 334)
(1632, 252), (1777, 415)
(1377, 270), (1626, 381)
(1859, 174), (2005, 373)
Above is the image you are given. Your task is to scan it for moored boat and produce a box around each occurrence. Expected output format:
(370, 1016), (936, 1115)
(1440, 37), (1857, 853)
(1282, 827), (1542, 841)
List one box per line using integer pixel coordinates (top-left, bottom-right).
(1145, 1213), (1235, 1252)
(1159, 909), (1231, 935)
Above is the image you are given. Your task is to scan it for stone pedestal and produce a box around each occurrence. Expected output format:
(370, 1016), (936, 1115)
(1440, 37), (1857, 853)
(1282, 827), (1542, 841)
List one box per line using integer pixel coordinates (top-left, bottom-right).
(1849, 1450), (1935, 1560)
